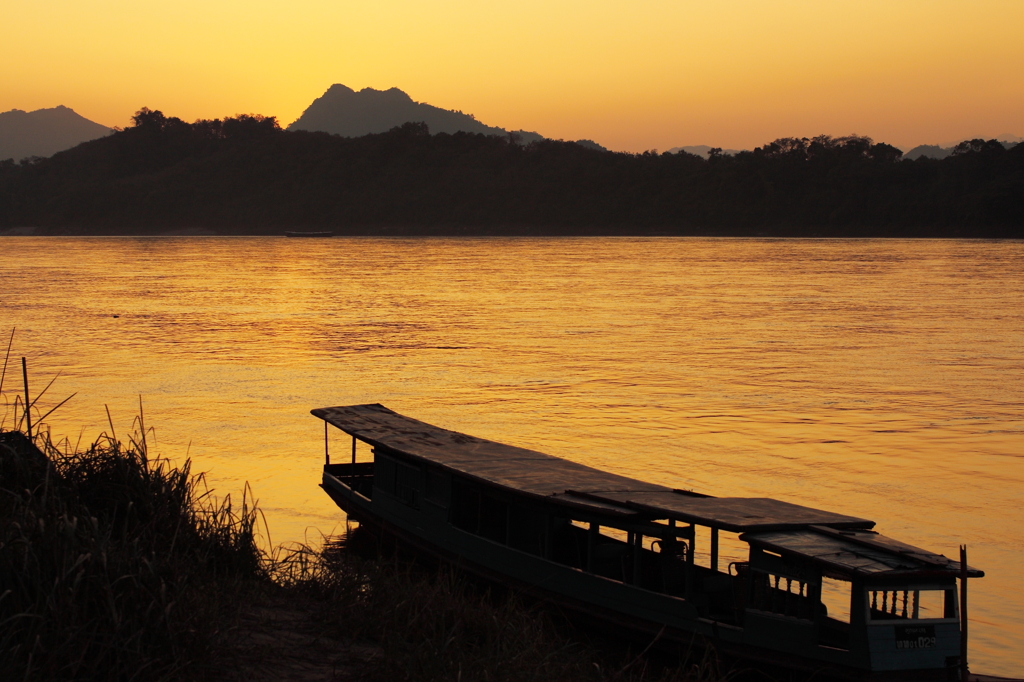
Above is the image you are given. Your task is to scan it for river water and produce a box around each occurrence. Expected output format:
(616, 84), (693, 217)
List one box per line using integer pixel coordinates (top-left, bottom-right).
(1, 237), (1021, 674)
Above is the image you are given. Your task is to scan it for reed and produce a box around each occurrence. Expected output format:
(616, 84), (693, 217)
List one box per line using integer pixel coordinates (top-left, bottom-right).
(0, 427), (266, 681)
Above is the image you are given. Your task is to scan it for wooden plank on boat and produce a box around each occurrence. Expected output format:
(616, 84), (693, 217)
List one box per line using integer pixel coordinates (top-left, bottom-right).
(809, 525), (983, 575)
(313, 404), (673, 497)
(312, 404), (874, 530)
(589, 491), (875, 532)
(743, 528), (984, 578)
(548, 492), (640, 516)
(442, 458), (670, 497)
(314, 404), (554, 464)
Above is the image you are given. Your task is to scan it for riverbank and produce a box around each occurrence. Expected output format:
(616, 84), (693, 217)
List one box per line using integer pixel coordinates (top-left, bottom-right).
(0, 427), (729, 681)
(2, 224), (1020, 238)
(2, 115), (1021, 238)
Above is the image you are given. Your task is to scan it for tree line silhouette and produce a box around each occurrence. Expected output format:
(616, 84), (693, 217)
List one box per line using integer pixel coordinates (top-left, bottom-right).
(1, 108), (1021, 236)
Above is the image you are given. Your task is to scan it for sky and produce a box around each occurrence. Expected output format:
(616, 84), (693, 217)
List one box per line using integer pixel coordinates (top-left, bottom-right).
(3, 0), (1022, 152)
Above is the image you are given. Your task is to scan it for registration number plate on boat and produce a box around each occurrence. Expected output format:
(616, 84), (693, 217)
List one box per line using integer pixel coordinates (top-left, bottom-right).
(895, 625), (936, 650)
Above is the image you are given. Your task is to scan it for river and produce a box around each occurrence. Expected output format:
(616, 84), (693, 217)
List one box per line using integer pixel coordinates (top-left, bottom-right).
(1, 236), (1021, 674)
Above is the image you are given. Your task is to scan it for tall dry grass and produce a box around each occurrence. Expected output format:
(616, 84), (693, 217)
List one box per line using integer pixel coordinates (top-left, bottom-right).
(0, 426), (266, 681)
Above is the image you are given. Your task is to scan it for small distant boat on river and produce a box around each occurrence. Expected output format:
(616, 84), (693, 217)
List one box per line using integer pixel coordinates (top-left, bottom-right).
(284, 230), (335, 238)
(314, 403), (999, 680)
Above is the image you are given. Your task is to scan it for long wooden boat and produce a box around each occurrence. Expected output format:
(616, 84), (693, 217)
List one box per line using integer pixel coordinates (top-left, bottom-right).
(314, 404), (993, 680)
(284, 230), (335, 237)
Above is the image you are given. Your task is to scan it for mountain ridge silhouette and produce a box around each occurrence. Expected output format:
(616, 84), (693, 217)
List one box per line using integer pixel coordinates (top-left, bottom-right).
(288, 84), (550, 144)
(0, 105), (112, 161)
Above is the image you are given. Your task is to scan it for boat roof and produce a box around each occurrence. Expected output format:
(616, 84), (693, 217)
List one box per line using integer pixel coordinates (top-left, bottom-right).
(313, 403), (874, 532)
(743, 526), (983, 579)
(314, 404), (980, 579)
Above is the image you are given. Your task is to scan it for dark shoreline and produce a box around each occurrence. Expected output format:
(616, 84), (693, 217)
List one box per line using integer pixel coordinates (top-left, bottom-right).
(3, 113), (1021, 239)
(3, 225), (1021, 239)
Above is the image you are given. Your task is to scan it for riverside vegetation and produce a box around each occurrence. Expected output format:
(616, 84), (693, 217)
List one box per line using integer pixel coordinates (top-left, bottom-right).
(0, 396), (732, 680)
(0, 108), (1021, 236)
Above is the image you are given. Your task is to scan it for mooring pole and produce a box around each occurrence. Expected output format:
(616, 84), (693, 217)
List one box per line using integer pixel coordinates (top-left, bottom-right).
(960, 545), (969, 682)
(21, 357), (31, 439)
(633, 531), (642, 585)
(324, 420), (329, 465)
(351, 435), (356, 464)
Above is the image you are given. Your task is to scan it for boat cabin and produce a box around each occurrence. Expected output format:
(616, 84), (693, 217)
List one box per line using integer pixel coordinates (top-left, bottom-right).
(314, 404), (981, 678)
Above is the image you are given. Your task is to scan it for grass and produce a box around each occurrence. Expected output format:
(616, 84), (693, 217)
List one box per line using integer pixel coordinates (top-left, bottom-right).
(0, 425), (266, 681)
(274, 535), (734, 682)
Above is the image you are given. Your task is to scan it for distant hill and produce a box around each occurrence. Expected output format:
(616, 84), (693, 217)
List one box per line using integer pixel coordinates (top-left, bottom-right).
(667, 145), (745, 158)
(905, 138), (1020, 161)
(572, 139), (608, 152)
(289, 84), (548, 144)
(905, 144), (953, 161)
(0, 106), (111, 161)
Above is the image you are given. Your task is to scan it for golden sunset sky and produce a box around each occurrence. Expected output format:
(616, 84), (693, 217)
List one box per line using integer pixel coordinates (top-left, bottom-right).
(4, 0), (1022, 151)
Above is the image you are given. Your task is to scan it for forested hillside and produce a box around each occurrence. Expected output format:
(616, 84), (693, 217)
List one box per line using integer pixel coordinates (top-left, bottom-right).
(1, 108), (1021, 236)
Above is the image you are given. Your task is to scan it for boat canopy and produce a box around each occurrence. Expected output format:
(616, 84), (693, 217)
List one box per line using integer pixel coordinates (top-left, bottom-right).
(315, 404), (978, 579)
(313, 404), (873, 532)
(743, 526), (983, 580)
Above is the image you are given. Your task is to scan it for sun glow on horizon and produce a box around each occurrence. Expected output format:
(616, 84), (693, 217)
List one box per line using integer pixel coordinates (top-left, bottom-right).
(3, 0), (1022, 152)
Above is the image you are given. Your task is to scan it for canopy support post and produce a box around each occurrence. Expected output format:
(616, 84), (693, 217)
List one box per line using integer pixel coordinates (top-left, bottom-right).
(711, 527), (719, 573)
(587, 522), (598, 573)
(22, 357), (31, 439)
(961, 545), (969, 682)
(324, 420), (329, 465)
(686, 524), (696, 601)
(633, 531), (643, 586)
(352, 435), (356, 464)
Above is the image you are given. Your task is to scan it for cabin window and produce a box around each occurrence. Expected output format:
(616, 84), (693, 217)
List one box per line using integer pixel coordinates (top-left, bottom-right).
(749, 570), (818, 621)
(817, 576), (852, 650)
(508, 504), (545, 556)
(449, 480), (508, 544)
(588, 525), (632, 581)
(375, 456), (397, 495)
(868, 588), (956, 621)
(478, 493), (508, 544)
(424, 469), (449, 507)
(550, 516), (587, 569)
(819, 576), (851, 624)
(451, 480), (481, 533)
(394, 461), (421, 509)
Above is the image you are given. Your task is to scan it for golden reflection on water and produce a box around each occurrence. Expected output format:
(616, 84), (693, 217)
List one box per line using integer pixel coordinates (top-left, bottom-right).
(1, 237), (1022, 674)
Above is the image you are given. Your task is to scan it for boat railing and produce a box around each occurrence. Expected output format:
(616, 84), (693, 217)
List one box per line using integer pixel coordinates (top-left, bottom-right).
(325, 461), (375, 498)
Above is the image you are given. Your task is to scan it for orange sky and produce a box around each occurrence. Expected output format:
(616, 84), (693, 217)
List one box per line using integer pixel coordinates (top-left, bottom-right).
(3, 0), (1022, 152)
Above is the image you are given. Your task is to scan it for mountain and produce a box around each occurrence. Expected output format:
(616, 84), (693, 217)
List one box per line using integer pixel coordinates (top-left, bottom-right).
(573, 139), (608, 152)
(0, 106), (112, 161)
(905, 137), (1020, 161)
(667, 145), (745, 158)
(288, 84), (547, 144)
(904, 144), (953, 161)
